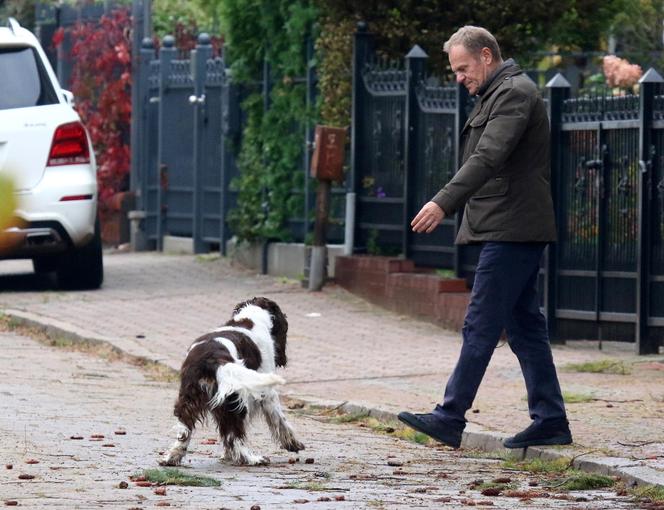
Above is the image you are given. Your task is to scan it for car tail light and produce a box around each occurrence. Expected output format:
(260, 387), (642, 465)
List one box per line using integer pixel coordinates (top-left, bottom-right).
(47, 121), (90, 166)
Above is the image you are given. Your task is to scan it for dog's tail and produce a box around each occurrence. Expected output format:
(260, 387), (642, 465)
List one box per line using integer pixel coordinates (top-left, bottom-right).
(209, 362), (285, 411)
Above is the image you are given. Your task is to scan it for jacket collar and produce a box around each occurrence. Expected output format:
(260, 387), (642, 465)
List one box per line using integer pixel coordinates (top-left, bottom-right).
(462, 58), (522, 131)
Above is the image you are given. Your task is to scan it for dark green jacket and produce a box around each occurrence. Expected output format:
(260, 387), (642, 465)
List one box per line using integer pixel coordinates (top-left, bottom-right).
(431, 60), (556, 244)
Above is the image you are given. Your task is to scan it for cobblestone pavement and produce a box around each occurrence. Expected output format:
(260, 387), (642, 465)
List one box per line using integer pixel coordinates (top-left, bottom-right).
(0, 252), (663, 486)
(0, 331), (643, 509)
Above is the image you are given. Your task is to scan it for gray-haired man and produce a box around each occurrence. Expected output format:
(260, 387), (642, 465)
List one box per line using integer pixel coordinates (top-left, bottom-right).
(398, 26), (571, 449)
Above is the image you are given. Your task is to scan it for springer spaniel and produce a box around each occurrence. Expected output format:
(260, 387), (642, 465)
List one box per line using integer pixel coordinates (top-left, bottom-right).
(160, 297), (304, 466)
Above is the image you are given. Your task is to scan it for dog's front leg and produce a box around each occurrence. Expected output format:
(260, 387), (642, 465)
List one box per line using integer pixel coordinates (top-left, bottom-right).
(261, 390), (305, 452)
(159, 420), (192, 466)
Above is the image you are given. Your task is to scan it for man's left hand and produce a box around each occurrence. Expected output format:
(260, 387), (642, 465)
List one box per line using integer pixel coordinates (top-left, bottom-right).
(411, 201), (445, 233)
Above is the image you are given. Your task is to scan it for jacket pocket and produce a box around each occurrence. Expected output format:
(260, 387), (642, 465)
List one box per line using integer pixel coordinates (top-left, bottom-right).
(474, 176), (509, 199)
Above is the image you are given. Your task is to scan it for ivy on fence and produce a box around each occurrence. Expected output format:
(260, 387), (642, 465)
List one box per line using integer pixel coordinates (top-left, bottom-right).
(211, 0), (318, 242)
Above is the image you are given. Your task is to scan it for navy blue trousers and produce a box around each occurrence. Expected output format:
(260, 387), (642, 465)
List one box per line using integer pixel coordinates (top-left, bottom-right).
(434, 242), (567, 430)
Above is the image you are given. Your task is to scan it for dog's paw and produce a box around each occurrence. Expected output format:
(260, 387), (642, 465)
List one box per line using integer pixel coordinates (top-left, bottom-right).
(232, 454), (270, 466)
(159, 451), (183, 466)
(284, 439), (305, 452)
(159, 456), (180, 467)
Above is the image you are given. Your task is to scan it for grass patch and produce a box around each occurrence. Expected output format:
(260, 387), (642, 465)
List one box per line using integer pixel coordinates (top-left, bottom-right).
(284, 481), (328, 491)
(309, 406), (433, 446)
(631, 484), (664, 503)
(563, 359), (631, 375)
(554, 473), (614, 491)
(435, 269), (456, 279)
(504, 457), (614, 492)
(329, 411), (370, 424)
(562, 391), (595, 404)
(0, 314), (179, 383)
(139, 468), (220, 487)
(503, 456), (571, 474)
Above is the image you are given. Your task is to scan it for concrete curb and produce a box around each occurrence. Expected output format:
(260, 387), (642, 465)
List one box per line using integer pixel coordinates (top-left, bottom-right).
(3, 309), (662, 489)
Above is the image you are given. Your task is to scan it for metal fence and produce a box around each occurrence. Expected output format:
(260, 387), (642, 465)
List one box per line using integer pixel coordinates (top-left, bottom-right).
(35, 4), (327, 252)
(350, 25), (664, 352)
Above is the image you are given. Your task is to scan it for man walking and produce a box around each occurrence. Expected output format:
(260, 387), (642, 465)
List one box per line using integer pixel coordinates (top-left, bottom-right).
(398, 26), (571, 449)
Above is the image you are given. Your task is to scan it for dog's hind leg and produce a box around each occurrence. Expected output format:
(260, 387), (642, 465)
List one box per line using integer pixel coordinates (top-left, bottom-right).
(261, 390), (305, 452)
(159, 419), (192, 466)
(223, 435), (270, 466)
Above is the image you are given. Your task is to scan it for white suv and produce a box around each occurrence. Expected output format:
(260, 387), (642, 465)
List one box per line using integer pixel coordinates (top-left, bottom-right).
(0, 18), (103, 289)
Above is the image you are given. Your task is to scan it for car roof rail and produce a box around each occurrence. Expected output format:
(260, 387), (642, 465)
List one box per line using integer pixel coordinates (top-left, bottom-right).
(7, 17), (21, 35)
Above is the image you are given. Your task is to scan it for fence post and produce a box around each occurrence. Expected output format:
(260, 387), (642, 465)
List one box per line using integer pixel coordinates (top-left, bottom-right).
(137, 37), (156, 212)
(220, 68), (239, 256)
(191, 33), (212, 254)
(545, 73), (571, 343)
(130, 0), (145, 208)
(156, 35), (175, 251)
(636, 68), (663, 354)
(453, 83), (470, 277)
(349, 21), (373, 254)
(403, 45), (428, 259)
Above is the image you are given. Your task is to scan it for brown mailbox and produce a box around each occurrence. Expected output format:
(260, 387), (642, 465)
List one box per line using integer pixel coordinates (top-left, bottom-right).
(310, 125), (347, 182)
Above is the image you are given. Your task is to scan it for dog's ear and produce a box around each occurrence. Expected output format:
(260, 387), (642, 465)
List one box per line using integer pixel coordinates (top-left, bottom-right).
(270, 306), (288, 367)
(254, 297), (288, 367)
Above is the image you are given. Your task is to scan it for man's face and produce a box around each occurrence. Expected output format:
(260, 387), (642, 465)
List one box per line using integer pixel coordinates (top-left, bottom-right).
(448, 45), (491, 96)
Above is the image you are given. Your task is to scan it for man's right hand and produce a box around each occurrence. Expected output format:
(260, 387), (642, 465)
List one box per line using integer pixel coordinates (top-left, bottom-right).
(411, 201), (445, 233)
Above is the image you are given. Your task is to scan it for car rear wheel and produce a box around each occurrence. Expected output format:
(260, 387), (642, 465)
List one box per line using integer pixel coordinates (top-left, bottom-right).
(32, 256), (58, 274)
(56, 218), (103, 290)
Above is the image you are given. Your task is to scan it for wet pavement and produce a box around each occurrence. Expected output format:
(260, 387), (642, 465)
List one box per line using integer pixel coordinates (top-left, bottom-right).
(0, 252), (663, 489)
(0, 330), (644, 509)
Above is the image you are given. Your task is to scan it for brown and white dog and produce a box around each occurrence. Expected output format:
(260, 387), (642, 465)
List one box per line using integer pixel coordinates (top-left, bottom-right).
(160, 297), (304, 466)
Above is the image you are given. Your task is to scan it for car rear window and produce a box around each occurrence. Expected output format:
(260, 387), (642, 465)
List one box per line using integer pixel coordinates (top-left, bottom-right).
(0, 46), (59, 110)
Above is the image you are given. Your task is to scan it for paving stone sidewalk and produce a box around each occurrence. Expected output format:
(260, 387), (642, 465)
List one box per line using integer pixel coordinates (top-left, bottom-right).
(0, 330), (641, 509)
(0, 252), (663, 487)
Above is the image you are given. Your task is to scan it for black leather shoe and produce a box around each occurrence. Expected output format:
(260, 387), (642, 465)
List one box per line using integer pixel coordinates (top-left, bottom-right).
(503, 418), (572, 449)
(397, 412), (463, 448)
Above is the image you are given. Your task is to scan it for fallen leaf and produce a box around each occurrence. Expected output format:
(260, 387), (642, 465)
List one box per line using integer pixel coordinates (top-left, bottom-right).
(25, 459), (39, 465)
(18, 474), (34, 480)
(114, 430), (127, 435)
(5, 464), (12, 470)
(135, 481), (152, 487)
(4, 501), (18, 506)
(304, 458), (315, 464)
(154, 487), (167, 496)
(334, 496), (345, 501)
(69, 436), (84, 440)
(387, 460), (403, 467)
(118, 481), (128, 489)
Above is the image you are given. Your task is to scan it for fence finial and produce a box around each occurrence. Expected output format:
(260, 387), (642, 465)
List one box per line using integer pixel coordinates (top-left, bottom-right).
(356, 21), (367, 32)
(406, 45), (428, 59)
(162, 35), (175, 48)
(141, 37), (154, 50)
(545, 73), (571, 89)
(639, 67), (664, 84)
(197, 33), (211, 46)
